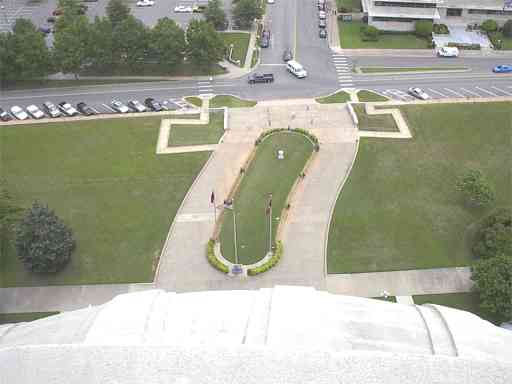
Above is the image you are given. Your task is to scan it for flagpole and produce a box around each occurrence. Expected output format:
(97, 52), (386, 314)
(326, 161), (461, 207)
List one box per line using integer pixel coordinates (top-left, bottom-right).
(233, 199), (238, 264)
(211, 190), (216, 223)
(268, 193), (272, 254)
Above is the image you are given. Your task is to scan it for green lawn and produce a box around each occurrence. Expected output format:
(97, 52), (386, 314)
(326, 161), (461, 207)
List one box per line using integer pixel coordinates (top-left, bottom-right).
(80, 62), (226, 77)
(0, 312), (60, 324)
(490, 31), (512, 50)
(328, 102), (512, 273)
(210, 95), (257, 108)
(251, 48), (260, 68)
(1, 79), (163, 91)
(220, 132), (314, 264)
(185, 97), (203, 107)
(413, 293), (500, 324)
(359, 66), (467, 73)
(357, 90), (388, 102)
(339, 21), (430, 49)
(169, 112), (224, 147)
(222, 32), (251, 67)
(336, 0), (362, 11)
(316, 91), (351, 104)
(0, 117), (211, 287)
(353, 104), (398, 131)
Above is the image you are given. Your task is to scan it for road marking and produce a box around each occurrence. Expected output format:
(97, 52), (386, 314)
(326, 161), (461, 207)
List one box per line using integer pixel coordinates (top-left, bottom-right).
(491, 86), (512, 96)
(475, 86), (497, 96)
(427, 88), (447, 97)
(197, 81), (210, 85)
(102, 104), (116, 112)
(443, 88), (465, 97)
(459, 87), (481, 97)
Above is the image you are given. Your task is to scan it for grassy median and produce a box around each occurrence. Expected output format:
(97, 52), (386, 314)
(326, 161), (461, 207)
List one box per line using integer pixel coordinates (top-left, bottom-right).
(169, 112), (224, 146)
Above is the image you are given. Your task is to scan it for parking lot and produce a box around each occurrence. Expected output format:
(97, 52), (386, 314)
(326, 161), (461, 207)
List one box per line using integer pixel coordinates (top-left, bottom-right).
(374, 84), (512, 101)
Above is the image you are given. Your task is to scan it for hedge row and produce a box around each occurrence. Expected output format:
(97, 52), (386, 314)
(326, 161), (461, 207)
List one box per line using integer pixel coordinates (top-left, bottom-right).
(206, 239), (229, 273)
(447, 42), (481, 50)
(255, 128), (320, 150)
(247, 241), (283, 275)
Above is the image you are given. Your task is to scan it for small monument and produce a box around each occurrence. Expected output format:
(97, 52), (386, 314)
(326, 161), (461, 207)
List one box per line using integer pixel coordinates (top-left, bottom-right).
(277, 150), (285, 160)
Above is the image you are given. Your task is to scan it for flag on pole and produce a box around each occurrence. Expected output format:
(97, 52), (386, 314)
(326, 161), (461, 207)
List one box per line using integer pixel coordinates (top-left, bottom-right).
(210, 191), (215, 204)
(265, 194), (272, 215)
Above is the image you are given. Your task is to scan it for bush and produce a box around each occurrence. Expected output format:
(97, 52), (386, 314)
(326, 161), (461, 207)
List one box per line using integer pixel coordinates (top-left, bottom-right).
(473, 208), (512, 260)
(206, 239), (229, 273)
(447, 42), (481, 50)
(248, 241), (283, 275)
(433, 24), (449, 34)
(15, 201), (75, 273)
(255, 128), (319, 150)
(456, 169), (495, 208)
(488, 32), (503, 49)
(481, 19), (498, 33)
(360, 25), (379, 42)
(415, 20), (433, 38)
(503, 20), (512, 38)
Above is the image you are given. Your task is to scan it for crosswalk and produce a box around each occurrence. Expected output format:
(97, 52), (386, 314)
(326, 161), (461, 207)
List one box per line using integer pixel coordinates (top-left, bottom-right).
(197, 81), (214, 97)
(378, 85), (512, 101)
(332, 53), (353, 89)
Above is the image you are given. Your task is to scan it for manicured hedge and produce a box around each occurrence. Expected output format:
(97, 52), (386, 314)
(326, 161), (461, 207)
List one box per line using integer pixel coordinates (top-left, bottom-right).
(255, 128), (319, 151)
(248, 241), (283, 275)
(207, 239), (229, 273)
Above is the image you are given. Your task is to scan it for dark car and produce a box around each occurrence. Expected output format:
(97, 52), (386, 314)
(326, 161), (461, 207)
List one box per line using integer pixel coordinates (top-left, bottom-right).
(0, 107), (13, 122)
(77, 102), (96, 116)
(260, 30), (270, 48)
(282, 48), (293, 62)
(319, 29), (327, 39)
(47, 16), (56, 23)
(319, 19), (326, 28)
(144, 98), (163, 112)
(248, 73), (274, 84)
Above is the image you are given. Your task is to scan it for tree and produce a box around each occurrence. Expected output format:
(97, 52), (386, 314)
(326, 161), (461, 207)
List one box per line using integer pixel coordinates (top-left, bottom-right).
(88, 17), (116, 70)
(0, 180), (23, 256)
(106, 0), (130, 27)
(473, 208), (512, 259)
(112, 15), (149, 70)
(503, 20), (512, 38)
(481, 19), (498, 33)
(150, 18), (185, 71)
(361, 25), (379, 41)
(0, 32), (15, 85)
(415, 20), (433, 38)
(456, 169), (495, 208)
(471, 254), (512, 323)
(15, 201), (76, 273)
(186, 20), (225, 68)
(204, 0), (228, 30)
(232, 0), (263, 29)
(53, 15), (91, 77)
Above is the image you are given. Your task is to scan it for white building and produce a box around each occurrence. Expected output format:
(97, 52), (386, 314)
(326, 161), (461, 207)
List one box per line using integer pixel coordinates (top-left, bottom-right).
(1, 286), (511, 383)
(362, 0), (512, 31)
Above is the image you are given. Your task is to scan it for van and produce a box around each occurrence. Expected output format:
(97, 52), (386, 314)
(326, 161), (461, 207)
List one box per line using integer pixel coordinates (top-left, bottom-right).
(437, 46), (459, 57)
(286, 60), (307, 78)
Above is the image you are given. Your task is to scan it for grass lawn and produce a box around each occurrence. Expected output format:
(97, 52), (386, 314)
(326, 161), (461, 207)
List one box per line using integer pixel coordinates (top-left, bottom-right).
(413, 293), (500, 324)
(316, 91), (351, 104)
(222, 32), (251, 67)
(327, 102), (512, 273)
(336, 0), (362, 11)
(80, 62), (226, 77)
(491, 31), (512, 50)
(339, 21), (430, 49)
(210, 95), (257, 108)
(357, 90), (388, 102)
(353, 104), (398, 131)
(359, 66), (467, 73)
(0, 312), (60, 325)
(220, 132), (314, 264)
(185, 97), (203, 107)
(1, 79), (163, 91)
(169, 112), (224, 147)
(0, 117), (210, 287)
(372, 296), (397, 303)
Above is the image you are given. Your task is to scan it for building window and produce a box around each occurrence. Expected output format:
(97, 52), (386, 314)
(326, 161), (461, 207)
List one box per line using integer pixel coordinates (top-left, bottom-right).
(468, 9), (512, 16)
(446, 8), (462, 17)
(373, 1), (436, 8)
(372, 16), (431, 22)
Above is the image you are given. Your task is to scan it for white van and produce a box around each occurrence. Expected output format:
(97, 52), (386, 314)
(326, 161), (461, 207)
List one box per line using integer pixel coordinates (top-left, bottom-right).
(437, 46), (459, 57)
(286, 60), (308, 78)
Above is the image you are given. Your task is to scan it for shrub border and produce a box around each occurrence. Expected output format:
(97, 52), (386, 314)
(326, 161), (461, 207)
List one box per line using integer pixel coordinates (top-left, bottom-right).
(207, 239), (229, 274)
(248, 240), (283, 275)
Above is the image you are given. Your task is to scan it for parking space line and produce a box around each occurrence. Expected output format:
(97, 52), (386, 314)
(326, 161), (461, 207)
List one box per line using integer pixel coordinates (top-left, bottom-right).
(427, 88), (447, 97)
(475, 86), (497, 96)
(491, 86), (512, 96)
(102, 104), (116, 113)
(443, 88), (465, 97)
(459, 87), (481, 97)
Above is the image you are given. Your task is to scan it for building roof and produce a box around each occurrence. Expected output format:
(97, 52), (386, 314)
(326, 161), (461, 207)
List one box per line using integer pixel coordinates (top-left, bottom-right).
(1, 286), (511, 383)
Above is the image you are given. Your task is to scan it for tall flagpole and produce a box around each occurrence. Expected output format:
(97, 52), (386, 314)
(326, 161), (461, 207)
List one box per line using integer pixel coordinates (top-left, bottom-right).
(268, 193), (272, 254)
(233, 199), (238, 264)
(211, 190), (216, 223)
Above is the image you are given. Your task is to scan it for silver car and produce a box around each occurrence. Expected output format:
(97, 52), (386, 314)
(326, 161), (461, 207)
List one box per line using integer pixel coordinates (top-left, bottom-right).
(10, 105), (29, 120)
(43, 101), (62, 118)
(58, 102), (79, 116)
(26, 104), (45, 119)
(128, 100), (147, 113)
(408, 87), (430, 100)
(111, 100), (130, 113)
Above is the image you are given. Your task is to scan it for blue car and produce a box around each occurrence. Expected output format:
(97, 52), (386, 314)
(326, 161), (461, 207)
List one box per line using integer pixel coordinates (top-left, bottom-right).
(493, 65), (512, 73)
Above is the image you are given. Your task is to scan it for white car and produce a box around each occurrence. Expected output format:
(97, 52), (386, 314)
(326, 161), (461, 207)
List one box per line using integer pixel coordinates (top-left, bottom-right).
(286, 60), (308, 79)
(111, 100), (130, 113)
(408, 87), (430, 100)
(174, 5), (192, 13)
(10, 105), (29, 120)
(58, 102), (79, 116)
(136, 0), (154, 6)
(43, 101), (62, 118)
(437, 46), (459, 57)
(128, 100), (146, 113)
(267, 0), (275, 3)
(319, 11), (326, 19)
(26, 104), (45, 119)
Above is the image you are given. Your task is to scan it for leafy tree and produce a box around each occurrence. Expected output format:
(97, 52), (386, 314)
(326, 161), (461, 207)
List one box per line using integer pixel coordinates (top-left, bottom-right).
(415, 20), (433, 38)
(15, 201), (76, 273)
(232, 0), (263, 29)
(481, 19), (498, 33)
(503, 20), (512, 38)
(473, 208), (512, 259)
(112, 15), (149, 70)
(53, 15), (91, 77)
(456, 169), (495, 208)
(204, 0), (228, 30)
(107, 0), (130, 27)
(471, 254), (512, 323)
(88, 17), (116, 70)
(0, 180), (23, 255)
(0, 32), (15, 85)
(150, 18), (185, 71)
(186, 20), (225, 68)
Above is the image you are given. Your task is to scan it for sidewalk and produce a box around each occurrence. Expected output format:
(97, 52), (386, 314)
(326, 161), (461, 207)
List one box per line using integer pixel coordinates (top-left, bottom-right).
(334, 48), (512, 58)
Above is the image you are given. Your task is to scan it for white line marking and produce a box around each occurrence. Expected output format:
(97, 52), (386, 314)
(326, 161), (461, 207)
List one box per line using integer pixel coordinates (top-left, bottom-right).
(443, 88), (465, 97)
(197, 81), (210, 85)
(491, 86), (512, 96)
(427, 88), (447, 97)
(475, 86), (497, 96)
(102, 104), (116, 112)
(459, 87), (481, 97)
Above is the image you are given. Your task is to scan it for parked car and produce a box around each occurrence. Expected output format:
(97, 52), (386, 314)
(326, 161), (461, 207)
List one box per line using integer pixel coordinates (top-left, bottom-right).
(267, 0), (275, 3)
(248, 73), (274, 84)
(282, 48), (293, 62)
(192, 4), (207, 12)
(493, 64), (512, 73)
(136, 0), (155, 6)
(319, 11), (326, 20)
(10, 106), (29, 120)
(43, 101), (62, 118)
(128, 100), (147, 112)
(319, 19), (326, 28)
(26, 104), (45, 119)
(286, 60), (308, 78)
(437, 46), (459, 57)
(58, 101), (79, 116)
(408, 87), (430, 100)
(0, 107), (13, 122)
(317, 0), (326, 10)
(260, 30), (270, 48)
(174, 5), (192, 12)
(77, 102), (96, 116)
(111, 100), (130, 113)
(38, 26), (52, 34)
(319, 29), (327, 38)
(144, 98), (163, 112)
